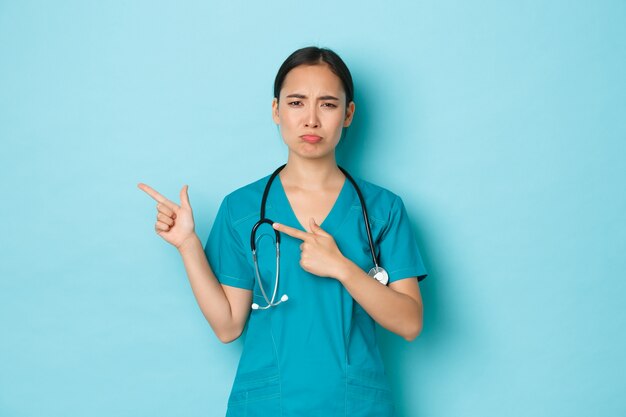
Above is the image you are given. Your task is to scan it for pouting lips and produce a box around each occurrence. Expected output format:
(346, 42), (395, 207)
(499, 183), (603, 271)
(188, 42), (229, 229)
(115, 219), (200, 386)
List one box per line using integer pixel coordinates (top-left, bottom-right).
(301, 135), (322, 143)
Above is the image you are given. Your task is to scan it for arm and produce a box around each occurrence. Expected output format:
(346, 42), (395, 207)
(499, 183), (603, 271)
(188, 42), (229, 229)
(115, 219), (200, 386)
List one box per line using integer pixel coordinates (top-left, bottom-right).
(178, 235), (252, 343)
(335, 260), (423, 341)
(137, 182), (250, 344)
(273, 218), (423, 342)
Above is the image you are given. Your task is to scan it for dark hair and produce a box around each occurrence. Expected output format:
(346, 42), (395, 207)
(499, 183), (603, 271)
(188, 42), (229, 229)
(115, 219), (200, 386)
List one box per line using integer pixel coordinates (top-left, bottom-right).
(273, 46), (354, 105)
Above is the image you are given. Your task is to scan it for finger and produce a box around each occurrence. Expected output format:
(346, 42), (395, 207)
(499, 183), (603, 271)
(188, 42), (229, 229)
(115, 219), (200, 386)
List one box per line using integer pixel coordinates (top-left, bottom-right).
(273, 222), (310, 241)
(155, 220), (171, 231)
(309, 217), (330, 237)
(157, 212), (174, 226)
(138, 183), (178, 211)
(180, 185), (191, 209)
(157, 202), (175, 218)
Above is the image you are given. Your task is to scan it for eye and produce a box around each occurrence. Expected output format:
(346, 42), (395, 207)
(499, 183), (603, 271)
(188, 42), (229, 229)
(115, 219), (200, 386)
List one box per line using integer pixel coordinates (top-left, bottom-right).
(288, 101), (302, 106)
(321, 102), (337, 108)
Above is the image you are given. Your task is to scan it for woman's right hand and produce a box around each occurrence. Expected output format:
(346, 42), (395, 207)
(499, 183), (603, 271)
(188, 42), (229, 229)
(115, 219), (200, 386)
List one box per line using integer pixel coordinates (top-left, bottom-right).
(137, 183), (196, 250)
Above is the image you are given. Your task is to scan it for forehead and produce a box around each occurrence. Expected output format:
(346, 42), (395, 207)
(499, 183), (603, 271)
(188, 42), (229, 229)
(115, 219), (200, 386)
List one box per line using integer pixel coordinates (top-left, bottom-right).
(280, 64), (345, 98)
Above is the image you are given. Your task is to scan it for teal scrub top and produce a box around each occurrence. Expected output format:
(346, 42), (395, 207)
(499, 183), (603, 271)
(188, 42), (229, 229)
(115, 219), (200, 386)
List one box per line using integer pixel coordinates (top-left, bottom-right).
(205, 172), (428, 417)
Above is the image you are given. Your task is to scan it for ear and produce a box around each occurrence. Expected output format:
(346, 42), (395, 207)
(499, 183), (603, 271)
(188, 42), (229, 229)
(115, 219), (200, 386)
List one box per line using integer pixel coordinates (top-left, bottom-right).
(272, 97), (280, 125)
(343, 101), (355, 127)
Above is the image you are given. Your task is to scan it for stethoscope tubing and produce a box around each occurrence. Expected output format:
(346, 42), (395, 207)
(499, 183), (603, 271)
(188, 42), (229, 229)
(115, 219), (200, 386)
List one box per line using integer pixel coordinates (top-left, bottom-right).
(249, 164), (383, 310)
(337, 166), (380, 269)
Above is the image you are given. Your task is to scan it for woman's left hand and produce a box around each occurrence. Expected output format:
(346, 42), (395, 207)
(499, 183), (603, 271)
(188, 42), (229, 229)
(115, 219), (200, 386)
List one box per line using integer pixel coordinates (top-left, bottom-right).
(273, 218), (349, 280)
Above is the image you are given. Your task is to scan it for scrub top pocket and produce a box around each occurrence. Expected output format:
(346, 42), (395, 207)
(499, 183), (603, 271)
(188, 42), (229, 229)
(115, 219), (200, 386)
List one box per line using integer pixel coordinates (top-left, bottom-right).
(226, 366), (281, 417)
(345, 363), (395, 416)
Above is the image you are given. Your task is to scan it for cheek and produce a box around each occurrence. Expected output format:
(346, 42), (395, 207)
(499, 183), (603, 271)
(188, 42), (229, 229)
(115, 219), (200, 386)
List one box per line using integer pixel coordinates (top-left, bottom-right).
(328, 115), (346, 133)
(323, 111), (338, 121)
(278, 110), (298, 128)
(277, 118), (299, 143)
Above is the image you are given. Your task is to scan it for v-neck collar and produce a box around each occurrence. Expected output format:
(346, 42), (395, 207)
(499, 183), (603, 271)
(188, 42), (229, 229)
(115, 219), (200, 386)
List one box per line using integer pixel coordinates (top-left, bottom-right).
(273, 174), (354, 234)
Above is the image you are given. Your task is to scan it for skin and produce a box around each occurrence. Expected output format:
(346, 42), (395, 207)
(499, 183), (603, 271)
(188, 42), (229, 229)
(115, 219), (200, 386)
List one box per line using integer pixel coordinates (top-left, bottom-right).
(138, 62), (424, 343)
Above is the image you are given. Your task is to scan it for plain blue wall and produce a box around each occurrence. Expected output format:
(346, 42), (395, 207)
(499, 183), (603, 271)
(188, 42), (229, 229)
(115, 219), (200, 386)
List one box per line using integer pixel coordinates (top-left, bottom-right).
(1, 1), (624, 416)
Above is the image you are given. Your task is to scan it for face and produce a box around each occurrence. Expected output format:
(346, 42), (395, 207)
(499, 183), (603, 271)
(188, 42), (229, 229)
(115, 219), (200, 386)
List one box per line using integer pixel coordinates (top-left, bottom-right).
(272, 64), (355, 160)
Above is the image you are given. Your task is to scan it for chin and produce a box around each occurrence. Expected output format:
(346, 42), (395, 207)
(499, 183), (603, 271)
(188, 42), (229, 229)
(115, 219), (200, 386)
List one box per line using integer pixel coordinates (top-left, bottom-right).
(292, 147), (335, 160)
(294, 149), (325, 158)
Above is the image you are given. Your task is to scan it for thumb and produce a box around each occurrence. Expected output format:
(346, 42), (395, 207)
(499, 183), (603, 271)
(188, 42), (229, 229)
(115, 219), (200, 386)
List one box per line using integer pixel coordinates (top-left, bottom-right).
(180, 184), (191, 209)
(309, 217), (329, 236)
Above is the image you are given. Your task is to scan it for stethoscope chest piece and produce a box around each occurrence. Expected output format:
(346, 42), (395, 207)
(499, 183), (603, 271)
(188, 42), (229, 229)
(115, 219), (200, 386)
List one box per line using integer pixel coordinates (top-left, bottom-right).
(368, 266), (389, 285)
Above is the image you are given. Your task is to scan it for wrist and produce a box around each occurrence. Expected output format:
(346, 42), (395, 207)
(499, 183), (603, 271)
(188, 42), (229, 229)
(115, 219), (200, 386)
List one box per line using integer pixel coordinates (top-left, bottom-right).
(334, 256), (358, 284)
(177, 233), (200, 254)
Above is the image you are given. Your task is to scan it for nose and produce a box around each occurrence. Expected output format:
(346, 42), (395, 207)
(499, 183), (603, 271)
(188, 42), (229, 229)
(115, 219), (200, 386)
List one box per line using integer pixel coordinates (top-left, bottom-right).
(304, 106), (320, 128)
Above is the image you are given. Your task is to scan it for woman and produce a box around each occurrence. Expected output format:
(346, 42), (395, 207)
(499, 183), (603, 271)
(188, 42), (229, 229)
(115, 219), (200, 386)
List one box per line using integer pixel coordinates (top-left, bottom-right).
(138, 46), (428, 417)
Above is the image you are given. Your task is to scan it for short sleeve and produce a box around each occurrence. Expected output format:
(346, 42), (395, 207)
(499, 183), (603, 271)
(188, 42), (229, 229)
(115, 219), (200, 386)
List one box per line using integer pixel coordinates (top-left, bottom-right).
(204, 196), (254, 290)
(377, 196), (428, 283)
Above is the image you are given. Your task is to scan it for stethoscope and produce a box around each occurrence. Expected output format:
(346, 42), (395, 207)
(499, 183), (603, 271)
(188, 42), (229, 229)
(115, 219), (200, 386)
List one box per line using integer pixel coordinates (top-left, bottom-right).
(250, 164), (389, 310)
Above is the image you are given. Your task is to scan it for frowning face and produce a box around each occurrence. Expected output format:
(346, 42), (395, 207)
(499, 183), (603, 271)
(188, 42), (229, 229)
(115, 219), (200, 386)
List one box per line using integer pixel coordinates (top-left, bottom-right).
(272, 64), (355, 161)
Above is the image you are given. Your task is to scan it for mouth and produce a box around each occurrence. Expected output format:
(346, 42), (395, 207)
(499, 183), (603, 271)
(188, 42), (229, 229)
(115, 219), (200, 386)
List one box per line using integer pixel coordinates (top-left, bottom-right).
(301, 134), (322, 144)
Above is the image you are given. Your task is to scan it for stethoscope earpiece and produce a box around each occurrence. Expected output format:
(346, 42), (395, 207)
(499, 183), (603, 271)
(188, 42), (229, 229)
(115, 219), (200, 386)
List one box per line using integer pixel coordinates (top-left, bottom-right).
(250, 293), (288, 311)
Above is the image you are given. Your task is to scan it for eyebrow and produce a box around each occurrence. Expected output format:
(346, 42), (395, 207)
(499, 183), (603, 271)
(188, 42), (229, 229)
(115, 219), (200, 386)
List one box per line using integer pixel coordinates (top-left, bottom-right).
(285, 93), (340, 101)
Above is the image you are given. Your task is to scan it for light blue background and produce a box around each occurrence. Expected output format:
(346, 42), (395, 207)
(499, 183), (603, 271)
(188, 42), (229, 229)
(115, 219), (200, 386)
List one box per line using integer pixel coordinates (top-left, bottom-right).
(1, 1), (624, 416)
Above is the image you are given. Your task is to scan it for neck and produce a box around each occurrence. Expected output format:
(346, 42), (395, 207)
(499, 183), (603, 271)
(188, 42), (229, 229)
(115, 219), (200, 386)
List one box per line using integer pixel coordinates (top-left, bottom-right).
(279, 152), (344, 190)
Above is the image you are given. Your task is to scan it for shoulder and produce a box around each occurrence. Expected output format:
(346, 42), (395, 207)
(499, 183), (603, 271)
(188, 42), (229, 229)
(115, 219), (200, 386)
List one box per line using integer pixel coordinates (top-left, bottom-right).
(219, 174), (271, 224)
(349, 175), (405, 224)
(351, 176), (400, 202)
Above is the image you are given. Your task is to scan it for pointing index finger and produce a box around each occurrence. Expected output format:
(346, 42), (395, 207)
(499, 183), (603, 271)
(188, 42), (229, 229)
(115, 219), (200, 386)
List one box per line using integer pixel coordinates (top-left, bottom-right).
(137, 183), (178, 210)
(273, 222), (311, 241)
